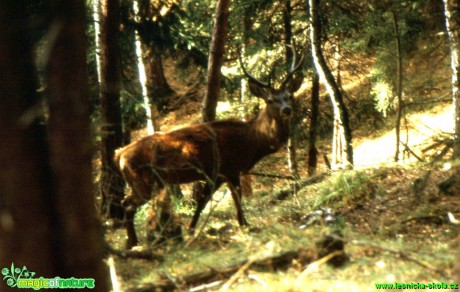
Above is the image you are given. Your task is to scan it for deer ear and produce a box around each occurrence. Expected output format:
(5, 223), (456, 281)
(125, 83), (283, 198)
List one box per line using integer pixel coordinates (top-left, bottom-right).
(248, 79), (268, 99)
(288, 73), (303, 93)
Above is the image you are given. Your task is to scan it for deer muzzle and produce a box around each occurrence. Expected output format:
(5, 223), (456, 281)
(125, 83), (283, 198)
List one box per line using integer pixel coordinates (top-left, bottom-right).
(281, 106), (292, 116)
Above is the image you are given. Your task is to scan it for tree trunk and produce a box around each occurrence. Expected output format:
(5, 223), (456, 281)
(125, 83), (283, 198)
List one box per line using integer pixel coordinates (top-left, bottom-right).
(309, 0), (353, 169)
(239, 9), (253, 197)
(136, 0), (174, 130)
(308, 72), (320, 176)
(202, 0), (231, 122)
(283, 0), (293, 63)
(392, 10), (404, 162)
(0, 0), (109, 287)
(141, 44), (173, 130)
(283, 0), (300, 180)
(120, 0), (139, 143)
(99, 0), (126, 223)
(46, 0), (109, 285)
(0, 0), (57, 276)
(443, 0), (460, 158)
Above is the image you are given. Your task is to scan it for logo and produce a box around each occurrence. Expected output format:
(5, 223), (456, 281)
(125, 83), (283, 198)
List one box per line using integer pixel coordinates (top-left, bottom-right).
(2, 263), (95, 290)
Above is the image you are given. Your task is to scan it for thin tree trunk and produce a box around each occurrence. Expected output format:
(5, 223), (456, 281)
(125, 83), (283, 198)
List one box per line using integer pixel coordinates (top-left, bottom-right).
(46, 0), (109, 284)
(202, 0), (231, 122)
(283, 0), (293, 63)
(119, 0), (138, 143)
(308, 72), (320, 176)
(240, 11), (253, 197)
(133, 0), (154, 134)
(334, 37), (343, 90)
(309, 0), (353, 168)
(93, 0), (102, 84)
(392, 10), (404, 162)
(99, 0), (126, 222)
(283, 0), (300, 179)
(443, 0), (460, 158)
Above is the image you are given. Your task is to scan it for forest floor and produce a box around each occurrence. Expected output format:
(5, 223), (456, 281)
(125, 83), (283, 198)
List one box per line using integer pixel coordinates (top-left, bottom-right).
(104, 98), (460, 291)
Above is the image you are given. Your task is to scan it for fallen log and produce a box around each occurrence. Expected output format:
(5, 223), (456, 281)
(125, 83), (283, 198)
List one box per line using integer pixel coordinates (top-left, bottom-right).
(126, 247), (317, 291)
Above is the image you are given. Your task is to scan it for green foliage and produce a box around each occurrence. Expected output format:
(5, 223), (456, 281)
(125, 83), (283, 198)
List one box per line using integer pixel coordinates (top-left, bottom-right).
(314, 171), (383, 208)
(370, 79), (395, 116)
(355, 0), (432, 115)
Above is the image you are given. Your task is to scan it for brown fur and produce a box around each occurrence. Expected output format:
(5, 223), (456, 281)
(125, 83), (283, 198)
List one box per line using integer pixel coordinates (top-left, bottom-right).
(115, 74), (303, 248)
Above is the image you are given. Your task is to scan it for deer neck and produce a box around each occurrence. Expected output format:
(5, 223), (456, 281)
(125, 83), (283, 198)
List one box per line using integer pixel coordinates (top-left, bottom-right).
(249, 108), (290, 153)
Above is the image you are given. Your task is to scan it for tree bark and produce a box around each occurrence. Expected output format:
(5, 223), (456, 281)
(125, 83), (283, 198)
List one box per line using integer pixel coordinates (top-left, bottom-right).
(136, 0), (174, 130)
(0, 0), (109, 287)
(99, 0), (126, 222)
(443, 0), (460, 158)
(0, 0), (57, 276)
(443, 0), (460, 280)
(120, 0), (141, 140)
(308, 72), (320, 176)
(202, 0), (231, 122)
(309, 0), (353, 168)
(46, 0), (109, 285)
(392, 10), (404, 162)
(283, 0), (300, 180)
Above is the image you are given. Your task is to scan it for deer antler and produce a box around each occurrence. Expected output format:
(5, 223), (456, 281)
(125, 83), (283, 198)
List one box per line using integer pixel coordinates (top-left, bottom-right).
(237, 46), (270, 88)
(282, 39), (304, 88)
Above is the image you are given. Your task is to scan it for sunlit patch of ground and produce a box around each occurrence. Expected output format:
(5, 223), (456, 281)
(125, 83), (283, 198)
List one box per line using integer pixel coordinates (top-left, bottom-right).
(353, 103), (453, 168)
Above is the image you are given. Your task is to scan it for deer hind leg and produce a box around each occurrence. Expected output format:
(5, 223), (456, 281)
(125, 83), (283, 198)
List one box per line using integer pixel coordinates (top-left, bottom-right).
(228, 176), (249, 227)
(147, 187), (182, 244)
(188, 178), (224, 232)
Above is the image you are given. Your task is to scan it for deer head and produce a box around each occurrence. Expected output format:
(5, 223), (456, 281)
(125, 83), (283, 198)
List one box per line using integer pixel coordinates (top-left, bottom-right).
(238, 45), (304, 121)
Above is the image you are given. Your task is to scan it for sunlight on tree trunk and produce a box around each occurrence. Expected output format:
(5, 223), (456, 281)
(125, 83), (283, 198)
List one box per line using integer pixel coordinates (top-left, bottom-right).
(443, 0), (460, 158)
(309, 0), (353, 169)
(392, 10), (405, 162)
(93, 0), (102, 84)
(133, 0), (154, 134)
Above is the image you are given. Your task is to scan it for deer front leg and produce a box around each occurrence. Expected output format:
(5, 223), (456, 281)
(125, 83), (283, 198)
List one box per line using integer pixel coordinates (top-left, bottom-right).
(123, 205), (138, 249)
(228, 176), (249, 227)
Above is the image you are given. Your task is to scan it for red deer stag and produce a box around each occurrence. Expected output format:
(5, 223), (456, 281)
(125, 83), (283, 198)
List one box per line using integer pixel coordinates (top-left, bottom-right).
(114, 50), (304, 248)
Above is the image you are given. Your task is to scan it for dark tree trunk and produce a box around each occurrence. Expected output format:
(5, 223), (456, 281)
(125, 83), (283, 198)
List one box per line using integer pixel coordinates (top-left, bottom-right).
(141, 45), (173, 130)
(202, 0), (231, 122)
(392, 10), (404, 162)
(443, 0), (460, 158)
(46, 0), (109, 285)
(0, 0), (109, 287)
(100, 0), (126, 223)
(0, 0), (57, 276)
(309, 0), (353, 168)
(240, 9), (254, 197)
(283, 0), (293, 64)
(136, 0), (174, 130)
(120, 0), (141, 141)
(308, 72), (320, 176)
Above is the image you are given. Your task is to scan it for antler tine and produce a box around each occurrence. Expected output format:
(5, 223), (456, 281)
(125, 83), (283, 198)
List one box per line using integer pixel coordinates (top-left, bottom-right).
(282, 40), (304, 87)
(290, 39), (298, 72)
(237, 46), (270, 88)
